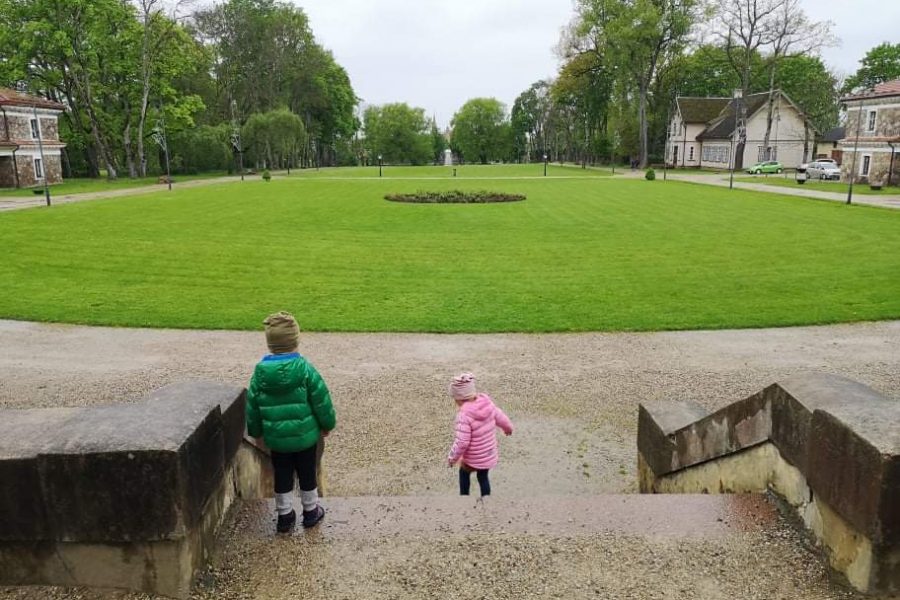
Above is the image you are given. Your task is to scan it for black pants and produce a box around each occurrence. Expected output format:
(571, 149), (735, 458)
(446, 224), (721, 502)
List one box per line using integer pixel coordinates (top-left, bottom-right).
(271, 445), (318, 494)
(459, 467), (491, 496)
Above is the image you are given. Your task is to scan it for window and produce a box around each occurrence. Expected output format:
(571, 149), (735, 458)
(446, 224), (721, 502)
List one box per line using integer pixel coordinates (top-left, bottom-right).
(33, 157), (44, 179)
(757, 146), (778, 161)
(701, 145), (730, 164)
(861, 155), (871, 176)
(30, 118), (40, 139)
(867, 110), (876, 132)
(689, 146), (694, 161)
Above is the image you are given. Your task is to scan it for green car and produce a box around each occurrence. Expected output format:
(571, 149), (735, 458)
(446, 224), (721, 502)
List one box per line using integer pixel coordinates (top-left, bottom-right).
(746, 160), (783, 174)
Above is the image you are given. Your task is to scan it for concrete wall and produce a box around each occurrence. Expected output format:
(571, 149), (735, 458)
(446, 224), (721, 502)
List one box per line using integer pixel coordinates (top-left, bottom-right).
(0, 381), (272, 599)
(637, 373), (900, 595)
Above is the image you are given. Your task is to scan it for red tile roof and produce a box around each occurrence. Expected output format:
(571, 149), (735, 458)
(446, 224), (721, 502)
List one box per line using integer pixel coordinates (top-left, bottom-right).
(0, 88), (65, 110)
(842, 78), (900, 102)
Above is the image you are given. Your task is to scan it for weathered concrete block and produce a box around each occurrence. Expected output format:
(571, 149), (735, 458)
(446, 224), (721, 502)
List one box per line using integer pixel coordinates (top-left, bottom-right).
(0, 408), (79, 541)
(807, 406), (900, 547)
(637, 401), (708, 477)
(771, 373), (885, 474)
(637, 371), (900, 595)
(0, 381), (255, 598)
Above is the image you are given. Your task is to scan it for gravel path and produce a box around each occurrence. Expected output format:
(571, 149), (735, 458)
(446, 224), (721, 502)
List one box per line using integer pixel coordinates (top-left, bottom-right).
(1, 319), (898, 599)
(614, 170), (900, 209)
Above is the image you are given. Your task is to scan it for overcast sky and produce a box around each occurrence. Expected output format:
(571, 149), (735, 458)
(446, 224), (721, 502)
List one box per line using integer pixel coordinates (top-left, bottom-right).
(293, 0), (900, 128)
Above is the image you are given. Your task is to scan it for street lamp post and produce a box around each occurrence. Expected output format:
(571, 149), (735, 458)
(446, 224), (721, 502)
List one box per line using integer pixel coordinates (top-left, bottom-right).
(729, 89), (742, 190)
(543, 154), (548, 177)
(378, 155), (383, 178)
(32, 104), (50, 206)
(151, 116), (172, 192)
(846, 93), (867, 205)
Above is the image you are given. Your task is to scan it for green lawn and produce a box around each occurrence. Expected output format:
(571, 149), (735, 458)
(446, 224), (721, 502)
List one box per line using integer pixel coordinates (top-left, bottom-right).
(736, 176), (897, 195)
(0, 171), (231, 197)
(0, 168), (898, 332)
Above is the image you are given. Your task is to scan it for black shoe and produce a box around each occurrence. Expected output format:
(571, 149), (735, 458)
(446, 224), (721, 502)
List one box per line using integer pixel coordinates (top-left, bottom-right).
(302, 505), (325, 528)
(276, 509), (296, 533)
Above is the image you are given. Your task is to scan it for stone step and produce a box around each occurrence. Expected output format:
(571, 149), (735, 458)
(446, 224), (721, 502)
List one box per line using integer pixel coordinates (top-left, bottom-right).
(197, 493), (847, 600)
(235, 493), (776, 539)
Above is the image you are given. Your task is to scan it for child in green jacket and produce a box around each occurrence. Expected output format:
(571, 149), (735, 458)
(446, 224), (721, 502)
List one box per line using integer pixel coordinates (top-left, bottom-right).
(246, 311), (336, 532)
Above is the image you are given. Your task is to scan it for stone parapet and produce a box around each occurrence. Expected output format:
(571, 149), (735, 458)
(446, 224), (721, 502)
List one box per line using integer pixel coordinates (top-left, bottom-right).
(638, 373), (900, 595)
(0, 381), (270, 598)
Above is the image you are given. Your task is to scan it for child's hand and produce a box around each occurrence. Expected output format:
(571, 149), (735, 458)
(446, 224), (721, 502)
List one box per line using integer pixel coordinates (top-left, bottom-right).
(505, 430), (513, 437)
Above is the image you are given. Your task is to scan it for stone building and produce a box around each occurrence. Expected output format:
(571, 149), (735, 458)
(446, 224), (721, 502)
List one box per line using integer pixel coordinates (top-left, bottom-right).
(0, 88), (66, 188)
(667, 91), (817, 170)
(839, 79), (900, 186)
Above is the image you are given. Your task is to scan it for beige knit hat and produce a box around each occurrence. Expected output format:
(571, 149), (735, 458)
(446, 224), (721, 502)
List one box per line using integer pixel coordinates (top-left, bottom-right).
(263, 311), (300, 354)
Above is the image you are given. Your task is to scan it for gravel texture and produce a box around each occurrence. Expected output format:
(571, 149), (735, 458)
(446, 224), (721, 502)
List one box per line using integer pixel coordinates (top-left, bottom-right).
(1, 319), (898, 599)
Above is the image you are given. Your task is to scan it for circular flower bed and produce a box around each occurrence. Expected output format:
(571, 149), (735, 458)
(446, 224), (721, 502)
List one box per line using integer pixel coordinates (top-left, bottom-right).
(385, 190), (525, 204)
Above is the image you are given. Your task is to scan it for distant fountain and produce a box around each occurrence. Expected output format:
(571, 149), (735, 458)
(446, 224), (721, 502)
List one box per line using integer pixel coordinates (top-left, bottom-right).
(444, 148), (453, 166)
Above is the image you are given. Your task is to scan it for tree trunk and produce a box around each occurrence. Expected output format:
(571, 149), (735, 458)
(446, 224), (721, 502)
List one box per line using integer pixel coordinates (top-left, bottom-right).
(761, 65), (779, 160)
(639, 82), (649, 168)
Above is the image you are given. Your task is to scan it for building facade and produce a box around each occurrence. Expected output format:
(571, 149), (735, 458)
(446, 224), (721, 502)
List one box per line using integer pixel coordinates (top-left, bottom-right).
(838, 79), (900, 186)
(0, 88), (66, 188)
(668, 91), (816, 170)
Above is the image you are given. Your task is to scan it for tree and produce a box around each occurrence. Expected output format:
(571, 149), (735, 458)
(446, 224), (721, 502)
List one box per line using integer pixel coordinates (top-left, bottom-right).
(193, 0), (358, 167)
(568, 0), (700, 167)
(363, 103), (432, 165)
(714, 0), (834, 164)
(511, 81), (553, 162)
(430, 119), (446, 164)
(843, 42), (900, 94)
(242, 108), (306, 169)
(451, 98), (510, 164)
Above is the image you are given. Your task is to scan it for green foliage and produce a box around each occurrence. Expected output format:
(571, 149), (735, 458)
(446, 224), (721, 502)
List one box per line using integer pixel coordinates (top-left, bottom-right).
(451, 98), (511, 164)
(262, 169), (271, 181)
(843, 43), (900, 93)
(242, 108), (307, 169)
(645, 168), (656, 180)
(776, 55), (840, 133)
(1, 170), (898, 332)
(193, 0), (358, 167)
(363, 103), (433, 165)
(169, 124), (233, 174)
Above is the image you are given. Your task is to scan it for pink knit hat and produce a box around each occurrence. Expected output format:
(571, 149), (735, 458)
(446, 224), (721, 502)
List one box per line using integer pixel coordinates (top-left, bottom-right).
(449, 372), (477, 401)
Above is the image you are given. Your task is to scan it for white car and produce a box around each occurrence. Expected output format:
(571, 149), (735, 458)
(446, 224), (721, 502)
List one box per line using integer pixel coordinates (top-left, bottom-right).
(806, 160), (841, 181)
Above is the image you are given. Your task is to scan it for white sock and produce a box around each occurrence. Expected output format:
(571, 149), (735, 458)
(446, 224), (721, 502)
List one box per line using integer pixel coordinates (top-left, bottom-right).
(300, 488), (319, 513)
(275, 492), (293, 516)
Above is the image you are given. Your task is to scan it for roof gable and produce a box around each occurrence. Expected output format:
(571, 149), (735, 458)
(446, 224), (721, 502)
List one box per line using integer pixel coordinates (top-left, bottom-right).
(842, 78), (900, 102)
(696, 92), (770, 140)
(0, 88), (65, 111)
(676, 97), (729, 124)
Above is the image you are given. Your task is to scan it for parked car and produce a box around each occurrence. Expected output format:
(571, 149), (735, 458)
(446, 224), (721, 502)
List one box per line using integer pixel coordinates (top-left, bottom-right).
(746, 161), (783, 174)
(806, 160), (842, 180)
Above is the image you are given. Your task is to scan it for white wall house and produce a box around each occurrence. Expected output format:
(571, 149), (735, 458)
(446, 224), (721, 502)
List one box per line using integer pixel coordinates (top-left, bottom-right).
(667, 91), (817, 170)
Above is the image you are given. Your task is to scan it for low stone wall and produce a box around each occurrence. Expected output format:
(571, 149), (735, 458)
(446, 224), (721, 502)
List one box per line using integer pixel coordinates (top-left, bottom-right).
(0, 381), (271, 598)
(637, 373), (900, 595)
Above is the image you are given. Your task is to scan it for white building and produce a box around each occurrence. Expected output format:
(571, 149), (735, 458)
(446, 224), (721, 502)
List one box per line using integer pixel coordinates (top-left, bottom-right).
(667, 91), (817, 170)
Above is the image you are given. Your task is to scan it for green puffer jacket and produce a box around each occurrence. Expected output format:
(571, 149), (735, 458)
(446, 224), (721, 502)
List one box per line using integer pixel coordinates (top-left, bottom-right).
(246, 353), (336, 453)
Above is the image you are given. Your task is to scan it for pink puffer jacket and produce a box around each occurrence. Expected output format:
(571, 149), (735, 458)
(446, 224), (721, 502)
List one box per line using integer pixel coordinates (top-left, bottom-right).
(447, 394), (514, 470)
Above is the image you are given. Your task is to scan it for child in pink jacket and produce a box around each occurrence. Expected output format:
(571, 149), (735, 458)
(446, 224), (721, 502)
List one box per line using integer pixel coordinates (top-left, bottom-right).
(447, 373), (514, 496)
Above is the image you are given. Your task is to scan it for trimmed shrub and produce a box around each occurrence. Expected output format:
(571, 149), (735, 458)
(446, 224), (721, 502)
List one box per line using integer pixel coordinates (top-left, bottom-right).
(262, 169), (271, 182)
(645, 168), (656, 181)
